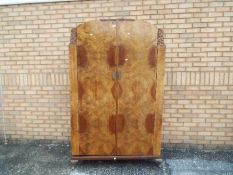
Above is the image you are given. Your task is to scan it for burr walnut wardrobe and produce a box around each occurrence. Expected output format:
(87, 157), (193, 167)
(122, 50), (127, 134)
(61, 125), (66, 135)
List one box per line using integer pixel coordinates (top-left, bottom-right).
(69, 19), (165, 161)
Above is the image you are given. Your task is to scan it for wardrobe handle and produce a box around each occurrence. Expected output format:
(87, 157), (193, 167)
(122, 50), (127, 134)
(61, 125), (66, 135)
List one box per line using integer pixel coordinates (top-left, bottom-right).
(112, 71), (121, 80)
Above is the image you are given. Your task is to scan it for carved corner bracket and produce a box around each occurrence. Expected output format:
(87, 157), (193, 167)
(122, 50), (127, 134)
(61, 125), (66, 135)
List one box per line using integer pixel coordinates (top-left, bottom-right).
(70, 28), (77, 44)
(157, 29), (165, 47)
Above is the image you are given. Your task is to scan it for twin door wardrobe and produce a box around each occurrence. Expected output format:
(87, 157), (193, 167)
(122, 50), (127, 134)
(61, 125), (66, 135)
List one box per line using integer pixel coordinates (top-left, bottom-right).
(69, 19), (165, 161)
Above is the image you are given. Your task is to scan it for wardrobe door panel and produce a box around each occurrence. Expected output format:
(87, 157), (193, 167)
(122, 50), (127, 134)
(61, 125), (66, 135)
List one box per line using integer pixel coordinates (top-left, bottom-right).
(116, 21), (158, 155)
(75, 21), (117, 155)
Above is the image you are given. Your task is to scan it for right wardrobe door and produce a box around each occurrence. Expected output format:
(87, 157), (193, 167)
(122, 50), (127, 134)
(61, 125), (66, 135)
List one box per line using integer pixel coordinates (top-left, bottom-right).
(116, 20), (159, 156)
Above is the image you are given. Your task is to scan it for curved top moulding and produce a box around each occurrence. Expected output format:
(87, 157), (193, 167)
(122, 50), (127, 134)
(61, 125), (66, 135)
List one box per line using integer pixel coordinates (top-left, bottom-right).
(70, 20), (164, 47)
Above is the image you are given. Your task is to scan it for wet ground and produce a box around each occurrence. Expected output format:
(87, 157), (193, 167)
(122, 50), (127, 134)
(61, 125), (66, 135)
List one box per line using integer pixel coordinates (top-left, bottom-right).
(0, 143), (232, 175)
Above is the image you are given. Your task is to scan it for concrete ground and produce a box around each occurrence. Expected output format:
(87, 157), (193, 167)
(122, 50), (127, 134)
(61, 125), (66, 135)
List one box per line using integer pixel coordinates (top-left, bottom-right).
(0, 143), (232, 175)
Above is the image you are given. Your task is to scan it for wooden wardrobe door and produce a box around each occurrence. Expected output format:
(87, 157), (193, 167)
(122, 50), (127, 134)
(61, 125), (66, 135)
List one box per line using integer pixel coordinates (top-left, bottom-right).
(74, 20), (117, 155)
(116, 21), (158, 155)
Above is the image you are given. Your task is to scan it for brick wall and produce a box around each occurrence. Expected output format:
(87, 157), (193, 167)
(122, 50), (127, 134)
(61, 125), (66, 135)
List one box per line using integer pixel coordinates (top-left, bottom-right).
(0, 0), (232, 149)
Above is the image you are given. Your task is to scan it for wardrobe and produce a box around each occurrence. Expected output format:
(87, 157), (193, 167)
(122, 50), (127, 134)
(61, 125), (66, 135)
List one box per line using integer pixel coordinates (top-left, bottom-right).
(69, 20), (165, 160)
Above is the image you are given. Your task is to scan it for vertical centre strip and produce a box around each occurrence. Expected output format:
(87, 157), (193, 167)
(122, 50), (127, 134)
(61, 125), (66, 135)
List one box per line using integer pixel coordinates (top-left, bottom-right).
(113, 20), (118, 155)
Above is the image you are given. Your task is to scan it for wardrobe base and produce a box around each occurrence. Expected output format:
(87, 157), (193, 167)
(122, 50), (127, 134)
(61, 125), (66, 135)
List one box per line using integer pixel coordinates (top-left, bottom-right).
(71, 155), (162, 163)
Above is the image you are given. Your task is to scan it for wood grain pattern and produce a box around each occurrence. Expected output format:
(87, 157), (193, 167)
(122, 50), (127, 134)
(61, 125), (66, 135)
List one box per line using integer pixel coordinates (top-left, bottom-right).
(145, 113), (155, 134)
(108, 114), (125, 134)
(109, 115), (116, 134)
(76, 20), (117, 155)
(151, 82), (156, 100)
(69, 28), (79, 155)
(77, 45), (88, 67)
(148, 46), (157, 67)
(118, 44), (126, 66)
(116, 114), (125, 133)
(111, 81), (123, 100)
(78, 112), (88, 133)
(70, 20), (165, 159)
(72, 155), (162, 160)
(153, 29), (165, 156)
(107, 44), (126, 67)
(107, 45), (117, 67)
(78, 81), (84, 101)
(116, 20), (158, 155)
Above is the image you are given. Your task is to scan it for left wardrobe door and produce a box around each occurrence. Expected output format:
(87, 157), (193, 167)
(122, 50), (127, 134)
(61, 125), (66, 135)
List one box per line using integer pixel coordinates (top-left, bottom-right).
(70, 21), (117, 156)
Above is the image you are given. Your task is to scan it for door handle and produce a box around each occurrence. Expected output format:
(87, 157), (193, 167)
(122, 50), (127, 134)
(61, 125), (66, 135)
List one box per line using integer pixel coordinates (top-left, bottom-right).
(112, 71), (121, 80)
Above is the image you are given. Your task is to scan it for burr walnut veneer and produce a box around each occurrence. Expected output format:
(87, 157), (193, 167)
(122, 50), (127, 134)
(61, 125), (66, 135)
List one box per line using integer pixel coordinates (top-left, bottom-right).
(69, 20), (165, 160)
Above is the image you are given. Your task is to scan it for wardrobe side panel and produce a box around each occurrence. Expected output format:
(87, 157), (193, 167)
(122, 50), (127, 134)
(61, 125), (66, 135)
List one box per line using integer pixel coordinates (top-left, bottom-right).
(154, 29), (165, 155)
(69, 28), (79, 155)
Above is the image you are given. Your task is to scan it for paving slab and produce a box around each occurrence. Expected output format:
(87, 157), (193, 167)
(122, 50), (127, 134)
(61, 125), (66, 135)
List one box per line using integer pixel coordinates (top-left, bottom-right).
(0, 143), (232, 175)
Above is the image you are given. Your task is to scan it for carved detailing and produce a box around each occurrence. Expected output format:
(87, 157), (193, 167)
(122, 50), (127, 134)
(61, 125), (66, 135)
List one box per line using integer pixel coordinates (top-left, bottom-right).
(70, 28), (77, 44)
(150, 82), (156, 101)
(157, 29), (165, 47)
(148, 46), (157, 67)
(145, 113), (155, 133)
(77, 45), (88, 67)
(111, 81), (123, 100)
(78, 112), (88, 133)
